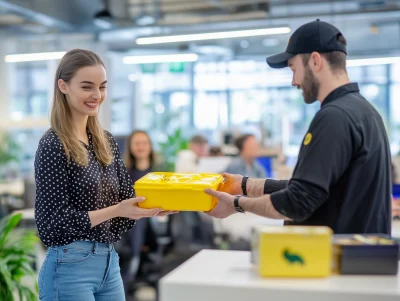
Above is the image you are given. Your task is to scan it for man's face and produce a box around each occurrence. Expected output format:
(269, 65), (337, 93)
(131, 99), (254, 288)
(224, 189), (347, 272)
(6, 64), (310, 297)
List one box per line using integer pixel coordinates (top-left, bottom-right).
(288, 55), (320, 104)
(191, 143), (209, 157)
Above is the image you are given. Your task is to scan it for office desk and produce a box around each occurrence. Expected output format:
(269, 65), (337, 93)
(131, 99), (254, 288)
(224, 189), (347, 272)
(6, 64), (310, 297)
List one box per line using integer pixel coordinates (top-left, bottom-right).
(160, 249), (400, 301)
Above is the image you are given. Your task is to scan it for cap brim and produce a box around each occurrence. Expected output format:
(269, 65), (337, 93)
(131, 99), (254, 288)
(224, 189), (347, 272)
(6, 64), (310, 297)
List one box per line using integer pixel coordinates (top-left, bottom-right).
(266, 52), (295, 69)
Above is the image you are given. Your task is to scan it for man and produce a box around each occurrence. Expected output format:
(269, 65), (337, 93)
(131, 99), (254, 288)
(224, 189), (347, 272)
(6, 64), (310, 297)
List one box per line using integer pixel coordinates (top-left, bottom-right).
(205, 19), (392, 234)
(175, 135), (209, 172)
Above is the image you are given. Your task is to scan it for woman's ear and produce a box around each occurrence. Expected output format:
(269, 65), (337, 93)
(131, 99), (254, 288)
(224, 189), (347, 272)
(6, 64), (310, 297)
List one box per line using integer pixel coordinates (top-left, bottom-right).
(58, 79), (68, 94)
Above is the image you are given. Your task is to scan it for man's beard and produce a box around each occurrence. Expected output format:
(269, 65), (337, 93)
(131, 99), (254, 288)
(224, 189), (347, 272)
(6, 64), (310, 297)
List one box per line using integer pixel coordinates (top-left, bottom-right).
(301, 66), (320, 104)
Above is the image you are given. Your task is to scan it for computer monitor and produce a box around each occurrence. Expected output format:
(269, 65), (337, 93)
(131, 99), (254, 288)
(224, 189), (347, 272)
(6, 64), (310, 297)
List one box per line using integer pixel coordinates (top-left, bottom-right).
(197, 157), (232, 174)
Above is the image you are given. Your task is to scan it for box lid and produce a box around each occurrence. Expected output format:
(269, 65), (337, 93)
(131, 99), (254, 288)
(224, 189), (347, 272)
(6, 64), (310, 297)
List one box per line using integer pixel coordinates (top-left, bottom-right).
(254, 225), (332, 235)
(134, 172), (224, 190)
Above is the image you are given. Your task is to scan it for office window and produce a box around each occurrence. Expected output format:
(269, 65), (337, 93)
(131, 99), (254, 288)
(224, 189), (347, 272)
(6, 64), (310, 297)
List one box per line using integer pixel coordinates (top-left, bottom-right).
(9, 63), (50, 119)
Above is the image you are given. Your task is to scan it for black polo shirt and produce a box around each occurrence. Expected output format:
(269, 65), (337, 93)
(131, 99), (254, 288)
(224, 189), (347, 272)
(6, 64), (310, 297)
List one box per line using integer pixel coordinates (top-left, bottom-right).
(270, 83), (392, 235)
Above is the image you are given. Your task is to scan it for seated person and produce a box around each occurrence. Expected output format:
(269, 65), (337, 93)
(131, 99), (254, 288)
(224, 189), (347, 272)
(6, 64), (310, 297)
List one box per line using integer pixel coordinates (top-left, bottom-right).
(175, 135), (209, 172)
(209, 146), (224, 156)
(124, 130), (156, 182)
(120, 130), (169, 292)
(225, 134), (266, 178)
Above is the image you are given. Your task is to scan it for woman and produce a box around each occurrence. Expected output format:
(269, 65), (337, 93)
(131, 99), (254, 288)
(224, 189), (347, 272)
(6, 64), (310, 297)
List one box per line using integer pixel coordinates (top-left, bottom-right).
(124, 130), (156, 183)
(225, 134), (266, 178)
(120, 130), (166, 295)
(34, 49), (175, 301)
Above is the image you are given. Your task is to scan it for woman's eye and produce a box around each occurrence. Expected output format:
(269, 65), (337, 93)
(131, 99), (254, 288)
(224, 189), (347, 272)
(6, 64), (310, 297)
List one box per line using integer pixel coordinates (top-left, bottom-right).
(100, 86), (107, 90)
(82, 86), (91, 90)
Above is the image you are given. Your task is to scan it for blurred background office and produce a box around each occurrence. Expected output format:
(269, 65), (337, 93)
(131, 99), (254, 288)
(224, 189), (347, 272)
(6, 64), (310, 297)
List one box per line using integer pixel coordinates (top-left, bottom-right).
(1, 0), (400, 300)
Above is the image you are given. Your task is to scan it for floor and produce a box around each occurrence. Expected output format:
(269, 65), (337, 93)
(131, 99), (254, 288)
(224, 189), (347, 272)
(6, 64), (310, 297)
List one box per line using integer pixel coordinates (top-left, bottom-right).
(130, 286), (156, 301)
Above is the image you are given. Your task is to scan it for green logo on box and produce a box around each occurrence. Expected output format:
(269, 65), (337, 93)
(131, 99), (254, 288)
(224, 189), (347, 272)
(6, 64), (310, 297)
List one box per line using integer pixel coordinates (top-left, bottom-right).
(283, 249), (305, 265)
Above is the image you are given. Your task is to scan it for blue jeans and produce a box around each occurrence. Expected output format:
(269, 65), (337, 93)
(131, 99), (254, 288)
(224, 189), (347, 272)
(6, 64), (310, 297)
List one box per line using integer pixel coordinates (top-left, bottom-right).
(38, 241), (125, 301)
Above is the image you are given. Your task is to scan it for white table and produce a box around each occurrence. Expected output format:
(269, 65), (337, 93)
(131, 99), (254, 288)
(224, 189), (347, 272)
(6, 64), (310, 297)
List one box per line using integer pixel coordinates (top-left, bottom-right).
(160, 249), (400, 301)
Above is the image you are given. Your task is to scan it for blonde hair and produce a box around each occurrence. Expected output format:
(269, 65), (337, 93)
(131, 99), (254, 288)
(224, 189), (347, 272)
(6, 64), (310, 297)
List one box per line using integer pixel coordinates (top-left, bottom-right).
(50, 49), (112, 166)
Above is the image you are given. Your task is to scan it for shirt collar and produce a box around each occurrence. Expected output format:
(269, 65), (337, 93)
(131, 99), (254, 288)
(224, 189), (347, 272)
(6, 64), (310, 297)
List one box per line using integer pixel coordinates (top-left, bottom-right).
(321, 83), (360, 107)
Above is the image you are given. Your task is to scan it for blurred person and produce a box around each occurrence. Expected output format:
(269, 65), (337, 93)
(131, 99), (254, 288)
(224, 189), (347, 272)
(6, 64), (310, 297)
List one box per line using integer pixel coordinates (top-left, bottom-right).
(225, 134), (266, 178)
(124, 130), (157, 183)
(34, 49), (176, 301)
(175, 135), (209, 172)
(209, 146), (224, 156)
(205, 19), (391, 235)
(120, 130), (168, 294)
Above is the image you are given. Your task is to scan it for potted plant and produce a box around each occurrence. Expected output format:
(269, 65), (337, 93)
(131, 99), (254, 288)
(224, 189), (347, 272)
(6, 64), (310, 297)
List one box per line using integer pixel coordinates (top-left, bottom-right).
(0, 132), (21, 179)
(0, 213), (39, 300)
(159, 128), (189, 171)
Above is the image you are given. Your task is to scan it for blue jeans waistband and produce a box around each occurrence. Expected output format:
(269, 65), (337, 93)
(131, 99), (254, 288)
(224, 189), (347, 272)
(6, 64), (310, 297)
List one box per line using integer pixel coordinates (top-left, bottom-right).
(50, 240), (114, 254)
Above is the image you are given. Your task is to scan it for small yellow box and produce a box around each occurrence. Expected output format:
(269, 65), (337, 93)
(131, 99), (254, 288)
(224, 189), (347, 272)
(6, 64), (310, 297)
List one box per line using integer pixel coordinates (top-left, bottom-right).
(251, 225), (332, 278)
(134, 172), (224, 211)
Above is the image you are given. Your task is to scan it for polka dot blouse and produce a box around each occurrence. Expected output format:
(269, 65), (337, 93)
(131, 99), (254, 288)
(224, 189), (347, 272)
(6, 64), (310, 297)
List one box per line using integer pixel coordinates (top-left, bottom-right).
(34, 129), (136, 247)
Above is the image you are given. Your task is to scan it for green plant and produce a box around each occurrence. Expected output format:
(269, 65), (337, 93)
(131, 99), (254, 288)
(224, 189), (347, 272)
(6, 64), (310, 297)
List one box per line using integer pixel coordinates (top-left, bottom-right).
(0, 133), (21, 167)
(159, 128), (189, 171)
(0, 213), (39, 301)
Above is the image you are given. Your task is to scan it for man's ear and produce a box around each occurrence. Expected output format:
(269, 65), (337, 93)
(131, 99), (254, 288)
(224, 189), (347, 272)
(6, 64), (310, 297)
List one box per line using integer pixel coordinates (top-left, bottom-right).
(58, 79), (68, 94)
(309, 52), (323, 72)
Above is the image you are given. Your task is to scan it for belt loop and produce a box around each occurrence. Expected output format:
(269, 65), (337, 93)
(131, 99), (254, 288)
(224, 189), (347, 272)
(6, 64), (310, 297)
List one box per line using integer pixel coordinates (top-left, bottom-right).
(93, 242), (97, 254)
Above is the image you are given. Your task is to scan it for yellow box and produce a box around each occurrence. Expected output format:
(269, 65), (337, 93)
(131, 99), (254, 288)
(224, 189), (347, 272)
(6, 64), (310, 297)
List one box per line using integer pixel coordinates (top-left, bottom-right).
(134, 172), (224, 211)
(251, 226), (332, 278)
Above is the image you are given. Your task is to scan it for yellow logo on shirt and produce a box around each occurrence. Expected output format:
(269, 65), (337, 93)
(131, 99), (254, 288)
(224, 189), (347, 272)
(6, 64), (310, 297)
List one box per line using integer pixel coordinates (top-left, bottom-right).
(304, 133), (312, 146)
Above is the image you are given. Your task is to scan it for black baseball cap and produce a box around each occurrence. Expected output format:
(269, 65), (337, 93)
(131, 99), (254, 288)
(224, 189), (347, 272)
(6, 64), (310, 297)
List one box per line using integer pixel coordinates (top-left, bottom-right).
(266, 19), (347, 69)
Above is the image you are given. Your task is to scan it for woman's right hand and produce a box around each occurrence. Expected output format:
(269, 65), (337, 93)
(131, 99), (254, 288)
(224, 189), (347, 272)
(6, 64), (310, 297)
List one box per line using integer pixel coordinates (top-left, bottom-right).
(116, 197), (178, 219)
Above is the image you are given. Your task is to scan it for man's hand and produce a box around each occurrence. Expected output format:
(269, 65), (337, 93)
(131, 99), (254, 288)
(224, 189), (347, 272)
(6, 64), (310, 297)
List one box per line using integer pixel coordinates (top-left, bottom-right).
(219, 173), (243, 195)
(204, 188), (236, 219)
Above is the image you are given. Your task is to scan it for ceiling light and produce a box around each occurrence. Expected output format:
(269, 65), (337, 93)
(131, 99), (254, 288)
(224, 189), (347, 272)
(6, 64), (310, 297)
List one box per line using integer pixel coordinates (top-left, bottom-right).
(262, 38), (279, 47)
(94, 18), (113, 29)
(94, 8), (113, 29)
(136, 27), (291, 45)
(240, 40), (249, 49)
(5, 51), (66, 63)
(136, 15), (156, 26)
(123, 53), (198, 64)
(347, 57), (400, 67)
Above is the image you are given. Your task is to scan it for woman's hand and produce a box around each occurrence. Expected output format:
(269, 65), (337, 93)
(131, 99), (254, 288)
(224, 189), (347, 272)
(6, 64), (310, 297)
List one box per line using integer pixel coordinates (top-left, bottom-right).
(116, 197), (178, 219)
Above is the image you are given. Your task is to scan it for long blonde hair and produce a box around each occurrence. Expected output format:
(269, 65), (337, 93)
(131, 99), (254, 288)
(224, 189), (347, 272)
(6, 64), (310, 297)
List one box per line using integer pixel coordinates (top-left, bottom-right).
(50, 49), (112, 166)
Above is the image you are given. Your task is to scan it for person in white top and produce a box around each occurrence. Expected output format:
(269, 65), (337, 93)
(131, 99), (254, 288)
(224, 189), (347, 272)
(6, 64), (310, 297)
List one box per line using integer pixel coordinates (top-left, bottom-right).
(175, 135), (209, 172)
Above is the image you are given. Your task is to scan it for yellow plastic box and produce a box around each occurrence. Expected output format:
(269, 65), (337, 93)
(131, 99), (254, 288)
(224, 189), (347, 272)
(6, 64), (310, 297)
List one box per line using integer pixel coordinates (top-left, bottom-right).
(251, 225), (332, 278)
(134, 172), (224, 211)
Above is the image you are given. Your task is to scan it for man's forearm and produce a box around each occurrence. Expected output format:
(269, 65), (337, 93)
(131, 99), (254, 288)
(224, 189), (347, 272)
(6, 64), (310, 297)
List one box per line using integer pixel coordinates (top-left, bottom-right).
(246, 178), (289, 197)
(239, 195), (290, 220)
(246, 178), (267, 197)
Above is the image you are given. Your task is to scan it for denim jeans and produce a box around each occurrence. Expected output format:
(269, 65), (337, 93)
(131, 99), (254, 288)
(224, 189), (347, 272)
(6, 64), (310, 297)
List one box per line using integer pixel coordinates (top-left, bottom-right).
(38, 241), (125, 301)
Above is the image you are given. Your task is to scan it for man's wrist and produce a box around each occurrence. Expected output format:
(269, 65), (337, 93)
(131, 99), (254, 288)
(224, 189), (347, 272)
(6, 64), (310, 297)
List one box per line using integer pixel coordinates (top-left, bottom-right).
(241, 176), (249, 195)
(237, 196), (248, 212)
(234, 196), (245, 213)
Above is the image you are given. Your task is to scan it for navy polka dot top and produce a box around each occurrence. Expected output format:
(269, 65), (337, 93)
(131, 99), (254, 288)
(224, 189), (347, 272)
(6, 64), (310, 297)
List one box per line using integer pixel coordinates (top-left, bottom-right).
(34, 129), (136, 247)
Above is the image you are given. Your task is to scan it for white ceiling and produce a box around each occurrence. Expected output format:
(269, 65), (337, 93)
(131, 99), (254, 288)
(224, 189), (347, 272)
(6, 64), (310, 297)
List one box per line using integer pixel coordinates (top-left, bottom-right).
(0, 0), (399, 57)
